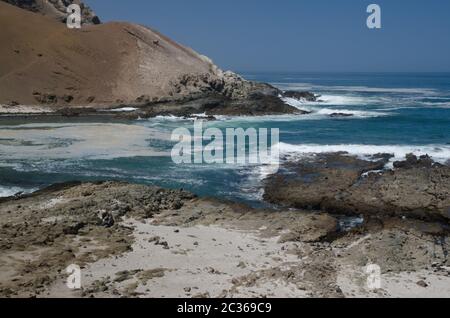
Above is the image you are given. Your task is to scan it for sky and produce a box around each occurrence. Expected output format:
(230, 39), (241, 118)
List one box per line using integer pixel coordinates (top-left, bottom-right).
(86, 0), (450, 73)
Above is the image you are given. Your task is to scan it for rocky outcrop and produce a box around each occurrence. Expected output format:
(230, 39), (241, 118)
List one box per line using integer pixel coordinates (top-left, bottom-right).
(172, 71), (280, 101)
(2, 0), (100, 24)
(264, 153), (450, 222)
(283, 90), (318, 102)
(329, 113), (354, 118)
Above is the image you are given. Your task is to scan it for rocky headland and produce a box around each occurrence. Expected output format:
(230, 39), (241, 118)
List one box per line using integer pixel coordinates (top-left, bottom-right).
(264, 153), (450, 223)
(0, 1), (319, 118)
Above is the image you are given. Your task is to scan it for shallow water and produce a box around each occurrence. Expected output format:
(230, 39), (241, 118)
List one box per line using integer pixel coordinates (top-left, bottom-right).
(0, 72), (449, 205)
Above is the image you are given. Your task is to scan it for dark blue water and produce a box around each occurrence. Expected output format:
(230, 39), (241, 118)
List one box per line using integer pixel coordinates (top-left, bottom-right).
(1, 73), (449, 204)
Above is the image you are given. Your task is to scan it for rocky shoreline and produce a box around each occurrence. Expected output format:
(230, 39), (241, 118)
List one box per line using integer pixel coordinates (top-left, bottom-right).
(1, 153), (449, 298)
(0, 87), (318, 119)
(264, 153), (450, 222)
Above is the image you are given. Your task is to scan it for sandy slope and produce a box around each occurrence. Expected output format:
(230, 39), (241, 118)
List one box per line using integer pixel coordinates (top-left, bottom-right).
(0, 2), (222, 107)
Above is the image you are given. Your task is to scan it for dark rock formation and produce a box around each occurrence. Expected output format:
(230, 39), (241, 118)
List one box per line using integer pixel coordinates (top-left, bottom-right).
(264, 153), (450, 222)
(135, 91), (300, 118)
(393, 153), (434, 169)
(283, 91), (318, 102)
(329, 113), (354, 118)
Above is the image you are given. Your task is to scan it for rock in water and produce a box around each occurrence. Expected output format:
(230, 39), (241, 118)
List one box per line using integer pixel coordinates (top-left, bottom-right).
(264, 153), (450, 222)
(329, 113), (354, 118)
(283, 91), (318, 102)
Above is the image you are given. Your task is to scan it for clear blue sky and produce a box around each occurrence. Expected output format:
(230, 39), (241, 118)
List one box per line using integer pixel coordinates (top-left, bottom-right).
(86, 0), (450, 73)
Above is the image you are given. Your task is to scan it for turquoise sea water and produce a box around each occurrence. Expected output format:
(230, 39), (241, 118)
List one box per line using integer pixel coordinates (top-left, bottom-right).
(1, 72), (449, 205)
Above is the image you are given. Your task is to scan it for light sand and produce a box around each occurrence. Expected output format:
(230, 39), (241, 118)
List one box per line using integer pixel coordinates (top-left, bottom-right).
(1, 181), (448, 298)
(47, 219), (304, 298)
(0, 104), (54, 114)
(337, 265), (450, 298)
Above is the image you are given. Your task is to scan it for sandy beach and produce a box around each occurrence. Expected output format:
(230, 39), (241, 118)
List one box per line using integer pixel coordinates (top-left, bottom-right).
(1, 181), (448, 298)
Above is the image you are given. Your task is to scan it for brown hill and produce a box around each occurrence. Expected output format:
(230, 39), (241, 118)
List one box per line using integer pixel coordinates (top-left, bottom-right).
(0, 2), (298, 116)
(0, 1), (221, 106)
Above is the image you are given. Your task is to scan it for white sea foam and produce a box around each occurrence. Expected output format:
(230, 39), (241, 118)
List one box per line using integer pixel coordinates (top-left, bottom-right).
(109, 107), (138, 112)
(0, 123), (171, 160)
(282, 95), (372, 107)
(421, 102), (450, 108)
(153, 115), (185, 121)
(273, 83), (438, 95)
(275, 143), (450, 167)
(281, 97), (390, 118)
(0, 185), (34, 198)
(315, 108), (388, 118)
(143, 95), (390, 124)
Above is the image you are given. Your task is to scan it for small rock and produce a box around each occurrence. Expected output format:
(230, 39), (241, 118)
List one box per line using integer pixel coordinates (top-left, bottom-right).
(416, 280), (428, 288)
(237, 261), (247, 269)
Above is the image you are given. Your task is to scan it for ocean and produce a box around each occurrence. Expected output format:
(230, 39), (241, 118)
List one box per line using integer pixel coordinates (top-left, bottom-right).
(1, 72), (449, 205)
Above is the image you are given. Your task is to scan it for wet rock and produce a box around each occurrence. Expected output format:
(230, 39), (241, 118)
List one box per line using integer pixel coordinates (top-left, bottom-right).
(264, 153), (450, 222)
(393, 154), (434, 169)
(329, 113), (354, 118)
(264, 153), (388, 211)
(283, 91), (318, 102)
(183, 115), (216, 121)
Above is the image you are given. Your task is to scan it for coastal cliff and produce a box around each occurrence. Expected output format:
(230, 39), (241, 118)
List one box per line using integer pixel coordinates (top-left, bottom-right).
(0, 1), (311, 117)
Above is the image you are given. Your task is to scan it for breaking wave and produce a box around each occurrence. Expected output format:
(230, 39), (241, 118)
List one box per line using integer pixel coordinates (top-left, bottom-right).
(281, 97), (390, 118)
(273, 82), (439, 95)
(276, 143), (450, 167)
(0, 185), (34, 198)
